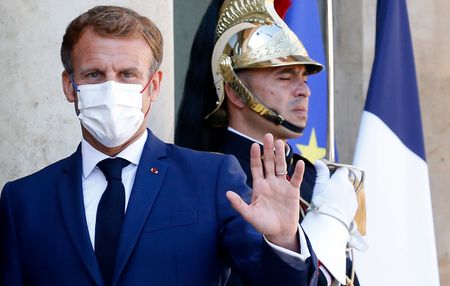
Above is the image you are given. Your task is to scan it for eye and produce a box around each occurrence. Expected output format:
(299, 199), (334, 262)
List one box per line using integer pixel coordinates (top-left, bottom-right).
(278, 75), (291, 81)
(86, 72), (100, 79)
(122, 71), (137, 79)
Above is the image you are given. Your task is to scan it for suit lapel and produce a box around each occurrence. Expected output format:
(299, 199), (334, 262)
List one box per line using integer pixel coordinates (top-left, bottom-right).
(113, 132), (169, 285)
(57, 146), (104, 286)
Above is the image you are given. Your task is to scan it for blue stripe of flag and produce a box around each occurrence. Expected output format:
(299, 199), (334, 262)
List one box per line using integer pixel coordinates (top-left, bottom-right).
(365, 0), (426, 160)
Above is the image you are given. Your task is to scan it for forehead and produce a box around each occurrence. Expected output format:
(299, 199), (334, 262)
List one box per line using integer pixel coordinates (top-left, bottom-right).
(71, 27), (153, 71)
(243, 64), (307, 76)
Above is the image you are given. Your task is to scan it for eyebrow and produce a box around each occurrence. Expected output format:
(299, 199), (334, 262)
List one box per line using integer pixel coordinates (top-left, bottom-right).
(121, 67), (141, 73)
(78, 67), (102, 75)
(273, 67), (307, 76)
(78, 67), (143, 75)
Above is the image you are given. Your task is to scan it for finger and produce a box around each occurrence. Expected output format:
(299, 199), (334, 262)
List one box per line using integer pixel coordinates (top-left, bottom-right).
(331, 167), (355, 195)
(226, 191), (252, 222)
(274, 139), (287, 176)
(290, 160), (305, 189)
(332, 166), (350, 180)
(262, 133), (275, 176)
(314, 160), (330, 183)
(250, 143), (264, 180)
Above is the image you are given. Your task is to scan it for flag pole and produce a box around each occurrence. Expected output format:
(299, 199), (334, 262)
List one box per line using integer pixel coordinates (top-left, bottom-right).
(325, 0), (335, 162)
(324, 0), (367, 238)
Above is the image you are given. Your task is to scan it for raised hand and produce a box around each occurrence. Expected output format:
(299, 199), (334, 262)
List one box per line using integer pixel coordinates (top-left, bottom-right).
(226, 133), (304, 251)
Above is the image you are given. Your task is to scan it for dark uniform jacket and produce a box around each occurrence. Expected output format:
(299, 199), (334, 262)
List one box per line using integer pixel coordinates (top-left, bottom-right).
(220, 130), (359, 286)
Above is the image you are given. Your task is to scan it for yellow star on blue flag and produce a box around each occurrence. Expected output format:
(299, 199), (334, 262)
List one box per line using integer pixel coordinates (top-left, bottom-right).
(296, 128), (326, 162)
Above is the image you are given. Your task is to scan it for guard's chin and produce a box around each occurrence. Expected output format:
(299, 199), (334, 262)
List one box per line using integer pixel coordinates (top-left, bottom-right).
(282, 126), (305, 139)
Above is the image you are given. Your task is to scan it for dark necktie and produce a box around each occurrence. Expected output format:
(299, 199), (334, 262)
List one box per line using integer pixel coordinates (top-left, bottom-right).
(95, 158), (129, 286)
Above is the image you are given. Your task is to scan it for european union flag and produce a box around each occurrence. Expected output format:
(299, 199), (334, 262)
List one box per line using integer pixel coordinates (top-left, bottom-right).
(285, 0), (328, 163)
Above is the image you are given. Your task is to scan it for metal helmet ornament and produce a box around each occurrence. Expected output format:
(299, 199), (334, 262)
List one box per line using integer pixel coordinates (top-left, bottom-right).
(208, 0), (323, 132)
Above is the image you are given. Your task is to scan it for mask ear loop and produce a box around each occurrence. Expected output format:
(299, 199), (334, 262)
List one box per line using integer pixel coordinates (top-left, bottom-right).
(140, 73), (155, 117)
(69, 74), (80, 93)
(140, 77), (152, 94)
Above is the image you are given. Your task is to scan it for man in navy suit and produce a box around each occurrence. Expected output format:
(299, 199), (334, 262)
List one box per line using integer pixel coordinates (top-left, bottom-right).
(0, 6), (318, 286)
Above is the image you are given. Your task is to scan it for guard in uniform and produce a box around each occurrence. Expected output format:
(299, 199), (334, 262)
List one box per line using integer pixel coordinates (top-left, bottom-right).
(176, 0), (361, 285)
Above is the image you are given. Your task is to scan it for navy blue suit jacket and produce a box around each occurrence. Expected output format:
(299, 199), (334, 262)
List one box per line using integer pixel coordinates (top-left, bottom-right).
(0, 131), (318, 286)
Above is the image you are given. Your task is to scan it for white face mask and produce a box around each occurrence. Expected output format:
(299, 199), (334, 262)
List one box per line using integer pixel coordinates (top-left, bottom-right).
(77, 80), (145, 148)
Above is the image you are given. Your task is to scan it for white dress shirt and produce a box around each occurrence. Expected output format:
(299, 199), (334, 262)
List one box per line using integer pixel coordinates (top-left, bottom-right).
(81, 131), (148, 249)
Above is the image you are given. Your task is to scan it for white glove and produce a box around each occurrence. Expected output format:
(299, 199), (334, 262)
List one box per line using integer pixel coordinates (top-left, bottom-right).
(301, 160), (358, 284)
(310, 160), (358, 228)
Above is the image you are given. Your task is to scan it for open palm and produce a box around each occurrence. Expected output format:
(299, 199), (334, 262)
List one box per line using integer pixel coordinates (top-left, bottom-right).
(227, 133), (304, 250)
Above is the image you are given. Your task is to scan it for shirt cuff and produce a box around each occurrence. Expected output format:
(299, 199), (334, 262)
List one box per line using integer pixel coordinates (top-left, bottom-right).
(263, 224), (310, 268)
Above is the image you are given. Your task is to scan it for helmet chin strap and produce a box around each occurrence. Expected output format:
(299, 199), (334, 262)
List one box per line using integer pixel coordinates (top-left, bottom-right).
(218, 54), (304, 134)
(278, 117), (305, 134)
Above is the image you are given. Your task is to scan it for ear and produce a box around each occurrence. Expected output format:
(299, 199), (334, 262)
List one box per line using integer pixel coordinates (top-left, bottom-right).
(62, 70), (77, 102)
(146, 70), (163, 102)
(224, 83), (246, 109)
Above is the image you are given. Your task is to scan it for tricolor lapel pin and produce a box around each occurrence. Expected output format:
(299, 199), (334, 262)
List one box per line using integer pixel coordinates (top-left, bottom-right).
(150, 167), (159, 174)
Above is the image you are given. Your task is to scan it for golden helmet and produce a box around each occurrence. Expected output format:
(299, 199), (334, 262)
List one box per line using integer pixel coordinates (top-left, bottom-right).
(209, 0), (323, 131)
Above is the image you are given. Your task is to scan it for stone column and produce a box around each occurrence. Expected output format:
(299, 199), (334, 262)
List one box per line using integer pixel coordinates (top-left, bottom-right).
(407, 1), (450, 284)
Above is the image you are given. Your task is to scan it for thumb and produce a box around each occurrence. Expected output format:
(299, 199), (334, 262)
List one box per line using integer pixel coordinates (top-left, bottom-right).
(332, 166), (350, 181)
(226, 191), (252, 222)
(314, 160), (330, 184)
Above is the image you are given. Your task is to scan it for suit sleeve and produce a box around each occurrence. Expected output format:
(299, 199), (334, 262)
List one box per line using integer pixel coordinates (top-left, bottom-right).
(0, 183), (24, 286)
(214, 155), (318, 286)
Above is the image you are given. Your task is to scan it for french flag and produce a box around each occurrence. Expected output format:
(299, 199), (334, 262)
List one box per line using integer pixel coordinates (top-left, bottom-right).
(353, 0), (440, 285)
